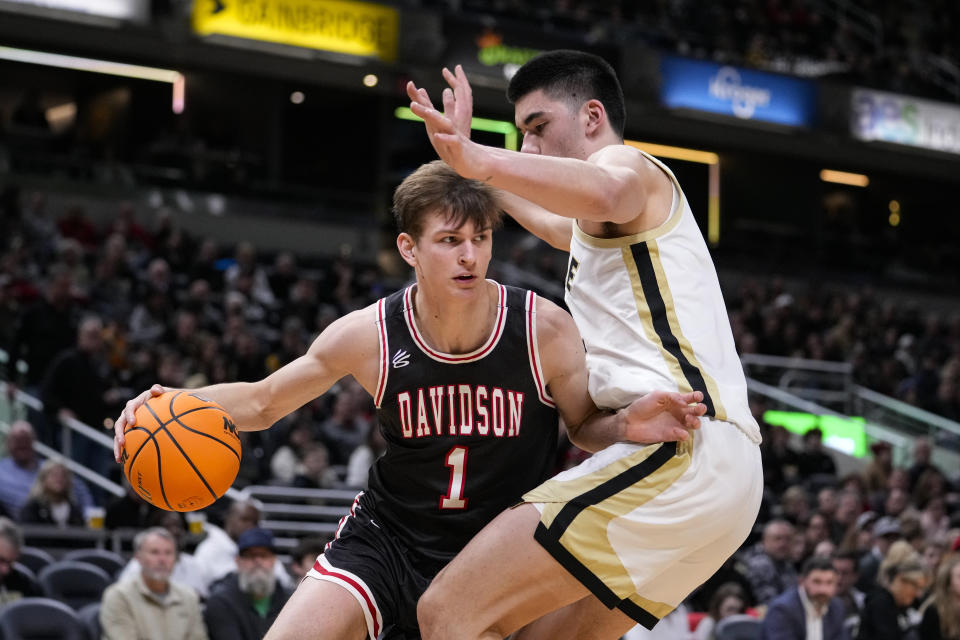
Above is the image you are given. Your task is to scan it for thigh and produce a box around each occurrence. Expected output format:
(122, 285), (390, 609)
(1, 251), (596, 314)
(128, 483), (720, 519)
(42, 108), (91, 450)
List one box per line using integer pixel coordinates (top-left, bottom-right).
(422, 503), (592, 637)
(264, 577), (367, 640)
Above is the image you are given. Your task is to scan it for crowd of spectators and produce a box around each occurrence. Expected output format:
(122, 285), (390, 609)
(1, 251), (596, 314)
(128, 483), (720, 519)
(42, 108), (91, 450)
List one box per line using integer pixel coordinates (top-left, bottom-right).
(421, 0), (959, 102)
(726, 276), (960, 420)
(2, 184), (960, 638)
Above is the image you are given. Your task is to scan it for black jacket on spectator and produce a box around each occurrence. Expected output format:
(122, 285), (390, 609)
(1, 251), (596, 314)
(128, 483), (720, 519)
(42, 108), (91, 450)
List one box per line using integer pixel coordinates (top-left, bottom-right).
(40, 347), (111, 428)
(19, 497), (84, 527)
(0, 565), (42, 604)
(203, 572), (291, 640)
(12, 298), (76, 387)
(857, 586), (915, 640)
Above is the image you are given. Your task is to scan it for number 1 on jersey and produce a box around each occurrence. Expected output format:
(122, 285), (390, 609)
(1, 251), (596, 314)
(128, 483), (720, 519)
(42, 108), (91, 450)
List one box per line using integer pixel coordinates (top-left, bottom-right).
(440, 446), (468, 509)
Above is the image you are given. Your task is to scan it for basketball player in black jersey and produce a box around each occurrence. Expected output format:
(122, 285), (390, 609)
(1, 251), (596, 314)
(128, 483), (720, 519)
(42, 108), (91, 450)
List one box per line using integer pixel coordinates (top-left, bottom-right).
(112, 161), (705, 640)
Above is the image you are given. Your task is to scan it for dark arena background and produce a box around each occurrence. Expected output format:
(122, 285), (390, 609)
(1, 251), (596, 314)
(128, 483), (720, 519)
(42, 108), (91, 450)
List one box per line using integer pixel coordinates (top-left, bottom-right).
(0, 1), (958, 639)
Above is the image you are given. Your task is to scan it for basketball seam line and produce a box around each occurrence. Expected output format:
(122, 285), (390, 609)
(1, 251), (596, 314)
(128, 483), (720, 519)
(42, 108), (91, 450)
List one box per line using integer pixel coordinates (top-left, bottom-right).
(162, 392), (220, 504)
(168, 412), (241, 462)
(151, 435), (172, 510)
(124, 398), (233, 480)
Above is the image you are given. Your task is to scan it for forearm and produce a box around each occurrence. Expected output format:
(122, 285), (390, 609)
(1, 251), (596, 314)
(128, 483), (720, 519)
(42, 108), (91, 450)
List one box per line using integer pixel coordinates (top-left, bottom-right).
(567, 407), (626, 453)
(481, 147), (634, 223)
(497, 190), (572, 251)
(191, 381), (275, 431)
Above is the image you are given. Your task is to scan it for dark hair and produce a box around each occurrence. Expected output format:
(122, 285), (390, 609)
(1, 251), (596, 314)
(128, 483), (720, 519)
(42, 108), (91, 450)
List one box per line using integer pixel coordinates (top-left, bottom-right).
(293, 535), (331, 564)
(392, 161), (502, 240)
(802, 555), (838, 576)
(507, 49), (625, 138)
(707, 583), (747, 620)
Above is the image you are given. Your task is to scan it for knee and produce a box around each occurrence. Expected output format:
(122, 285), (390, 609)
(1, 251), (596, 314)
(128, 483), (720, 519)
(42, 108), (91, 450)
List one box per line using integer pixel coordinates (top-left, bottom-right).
(417, 584), (445, 638)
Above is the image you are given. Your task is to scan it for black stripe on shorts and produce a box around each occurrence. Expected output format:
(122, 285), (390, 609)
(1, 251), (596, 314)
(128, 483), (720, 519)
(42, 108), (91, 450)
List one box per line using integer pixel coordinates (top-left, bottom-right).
(533, 441), (677, 629)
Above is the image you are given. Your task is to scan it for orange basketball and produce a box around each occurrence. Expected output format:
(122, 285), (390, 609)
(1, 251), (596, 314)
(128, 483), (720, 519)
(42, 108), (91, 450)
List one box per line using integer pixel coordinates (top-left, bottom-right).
(122, 390), (241, 512)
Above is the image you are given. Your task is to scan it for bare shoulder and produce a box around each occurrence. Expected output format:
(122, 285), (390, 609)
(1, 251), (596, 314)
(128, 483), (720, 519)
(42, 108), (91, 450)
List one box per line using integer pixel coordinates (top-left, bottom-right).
(533, 295), (581, 347)
(308, 302), (380, 360)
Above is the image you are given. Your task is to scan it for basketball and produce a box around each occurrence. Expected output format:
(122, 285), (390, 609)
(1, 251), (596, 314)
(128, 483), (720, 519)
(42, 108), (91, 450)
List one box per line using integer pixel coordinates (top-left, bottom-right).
(122, 391), (241, 512)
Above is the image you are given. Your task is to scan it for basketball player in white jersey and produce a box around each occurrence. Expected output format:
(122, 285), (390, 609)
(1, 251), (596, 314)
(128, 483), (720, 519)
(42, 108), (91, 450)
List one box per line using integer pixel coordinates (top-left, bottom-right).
(408, 51), (764, 639)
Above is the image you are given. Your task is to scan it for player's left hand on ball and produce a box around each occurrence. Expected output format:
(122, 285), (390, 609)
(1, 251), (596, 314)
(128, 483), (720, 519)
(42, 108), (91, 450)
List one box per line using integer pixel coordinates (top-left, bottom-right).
(622, 390), (706, 444)
(113, 383), (168, 463)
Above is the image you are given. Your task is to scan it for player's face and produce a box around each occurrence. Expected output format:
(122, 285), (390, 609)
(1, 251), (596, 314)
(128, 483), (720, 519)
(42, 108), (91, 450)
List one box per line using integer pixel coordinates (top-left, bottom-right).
(408, 212), (492, 299)
(515, 90), (588, 159)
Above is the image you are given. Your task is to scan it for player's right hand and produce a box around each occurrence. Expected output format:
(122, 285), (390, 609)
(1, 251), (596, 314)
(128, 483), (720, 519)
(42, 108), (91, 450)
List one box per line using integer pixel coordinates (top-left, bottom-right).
(113, 384), (167, 463)
(407, 64), (474, 140)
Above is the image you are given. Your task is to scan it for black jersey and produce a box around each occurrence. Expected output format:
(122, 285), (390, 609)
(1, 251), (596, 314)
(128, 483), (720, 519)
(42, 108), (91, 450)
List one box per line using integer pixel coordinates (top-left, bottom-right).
(362, 281), (560, 565)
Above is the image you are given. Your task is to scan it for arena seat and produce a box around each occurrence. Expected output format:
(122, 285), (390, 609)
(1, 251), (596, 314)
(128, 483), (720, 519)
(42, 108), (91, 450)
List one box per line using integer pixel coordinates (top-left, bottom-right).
(62, 548), (126, 578)
(37, 561), (112, 610)
(0, 597), (86, 640)
(15, 546), (55, 575)
(77, 602), (102, 640)
(715, 614), (762, 640)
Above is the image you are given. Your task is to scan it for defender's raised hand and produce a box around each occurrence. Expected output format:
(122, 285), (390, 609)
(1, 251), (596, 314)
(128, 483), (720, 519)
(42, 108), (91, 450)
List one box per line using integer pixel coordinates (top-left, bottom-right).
(620, 390), (707, 444)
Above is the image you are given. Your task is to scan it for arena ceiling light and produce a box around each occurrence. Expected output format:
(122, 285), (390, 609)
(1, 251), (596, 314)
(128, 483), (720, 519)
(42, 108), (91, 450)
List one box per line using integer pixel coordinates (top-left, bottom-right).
(0, 45), (185, 113)
(820, 169), (869, 187)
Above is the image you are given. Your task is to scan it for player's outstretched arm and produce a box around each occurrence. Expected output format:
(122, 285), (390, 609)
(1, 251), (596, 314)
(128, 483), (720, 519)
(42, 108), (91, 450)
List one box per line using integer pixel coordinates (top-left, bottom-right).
(536, 296), (704, 452)
(410, 97), (650, 225)
(112, 305), (379, 462)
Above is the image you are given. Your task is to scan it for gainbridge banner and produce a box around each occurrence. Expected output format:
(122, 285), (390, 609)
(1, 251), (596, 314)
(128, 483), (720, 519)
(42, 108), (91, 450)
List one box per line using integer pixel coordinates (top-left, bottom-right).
(192, 0), (398, 62)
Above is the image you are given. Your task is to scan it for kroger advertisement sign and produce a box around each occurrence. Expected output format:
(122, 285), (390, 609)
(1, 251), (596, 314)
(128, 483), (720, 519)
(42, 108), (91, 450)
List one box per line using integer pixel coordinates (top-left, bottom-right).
(660, 55), (816, 127)
(851, 88), (960, 155)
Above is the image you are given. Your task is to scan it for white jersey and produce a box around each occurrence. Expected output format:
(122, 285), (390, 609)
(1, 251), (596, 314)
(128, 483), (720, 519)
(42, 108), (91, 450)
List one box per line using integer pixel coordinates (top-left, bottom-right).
(564, 151), (760, 442)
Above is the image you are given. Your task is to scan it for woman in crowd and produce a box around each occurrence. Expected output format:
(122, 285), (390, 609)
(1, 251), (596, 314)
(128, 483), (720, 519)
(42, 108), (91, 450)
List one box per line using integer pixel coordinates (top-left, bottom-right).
(920, 553), (960, 640)
(19, 458), (83, 527)
(693, 583), (749, 640)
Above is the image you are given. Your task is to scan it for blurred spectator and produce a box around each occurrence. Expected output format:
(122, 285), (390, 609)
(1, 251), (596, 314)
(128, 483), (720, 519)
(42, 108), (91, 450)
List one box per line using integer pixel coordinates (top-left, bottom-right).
(760, 555), (848, 640)
(18, 458), (83, 527)
(225, 241), (275, 308)
(57, 204), (98, 250)
(40, 314), (124, 472)
(864, 441), (893, 495)
(287, 536), (329, 582)
(834, 550), (865, 638)
(919, 552), (960, 640)
(907, 438), (939, 492)
(0, 420), (93, 518)
(743, 519), (799, 605)
(318, 390), (370, 466)
(780, 485), (812, 526)
(292, 443), (340, 489)
(269, 418), (318, 485)
(797, 427), (837, 480)
(204, 527), (292, 640)
(10, 263), (78, 388)
(105, 477), (157, 530)
(857, 557), (927, 640)
(118, 511), (208, 597)
(761, 425), (800, 493)
(345, 423), (387, 489)
(693, 582), (748, 640)
(857, 516), (904, 592)
(0, 517), (41, 604)
(268, 251), (298, 302)
(100, 526), (207, 640)
(193, 499), (292, 591)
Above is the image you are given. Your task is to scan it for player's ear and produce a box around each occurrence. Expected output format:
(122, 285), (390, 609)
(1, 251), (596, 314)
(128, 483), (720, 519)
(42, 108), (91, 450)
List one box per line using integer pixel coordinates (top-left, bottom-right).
(583, 99), (605, 136)
(397, 233), (417, 267)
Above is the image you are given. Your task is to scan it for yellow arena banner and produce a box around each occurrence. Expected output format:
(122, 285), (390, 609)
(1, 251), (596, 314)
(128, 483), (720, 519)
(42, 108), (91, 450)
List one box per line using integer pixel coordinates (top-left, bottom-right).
(192, 0), (398, 62)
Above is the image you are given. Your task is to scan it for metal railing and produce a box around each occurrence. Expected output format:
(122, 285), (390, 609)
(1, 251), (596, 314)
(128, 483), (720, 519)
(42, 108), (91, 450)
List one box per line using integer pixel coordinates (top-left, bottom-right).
(741, 353), (854, 413)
